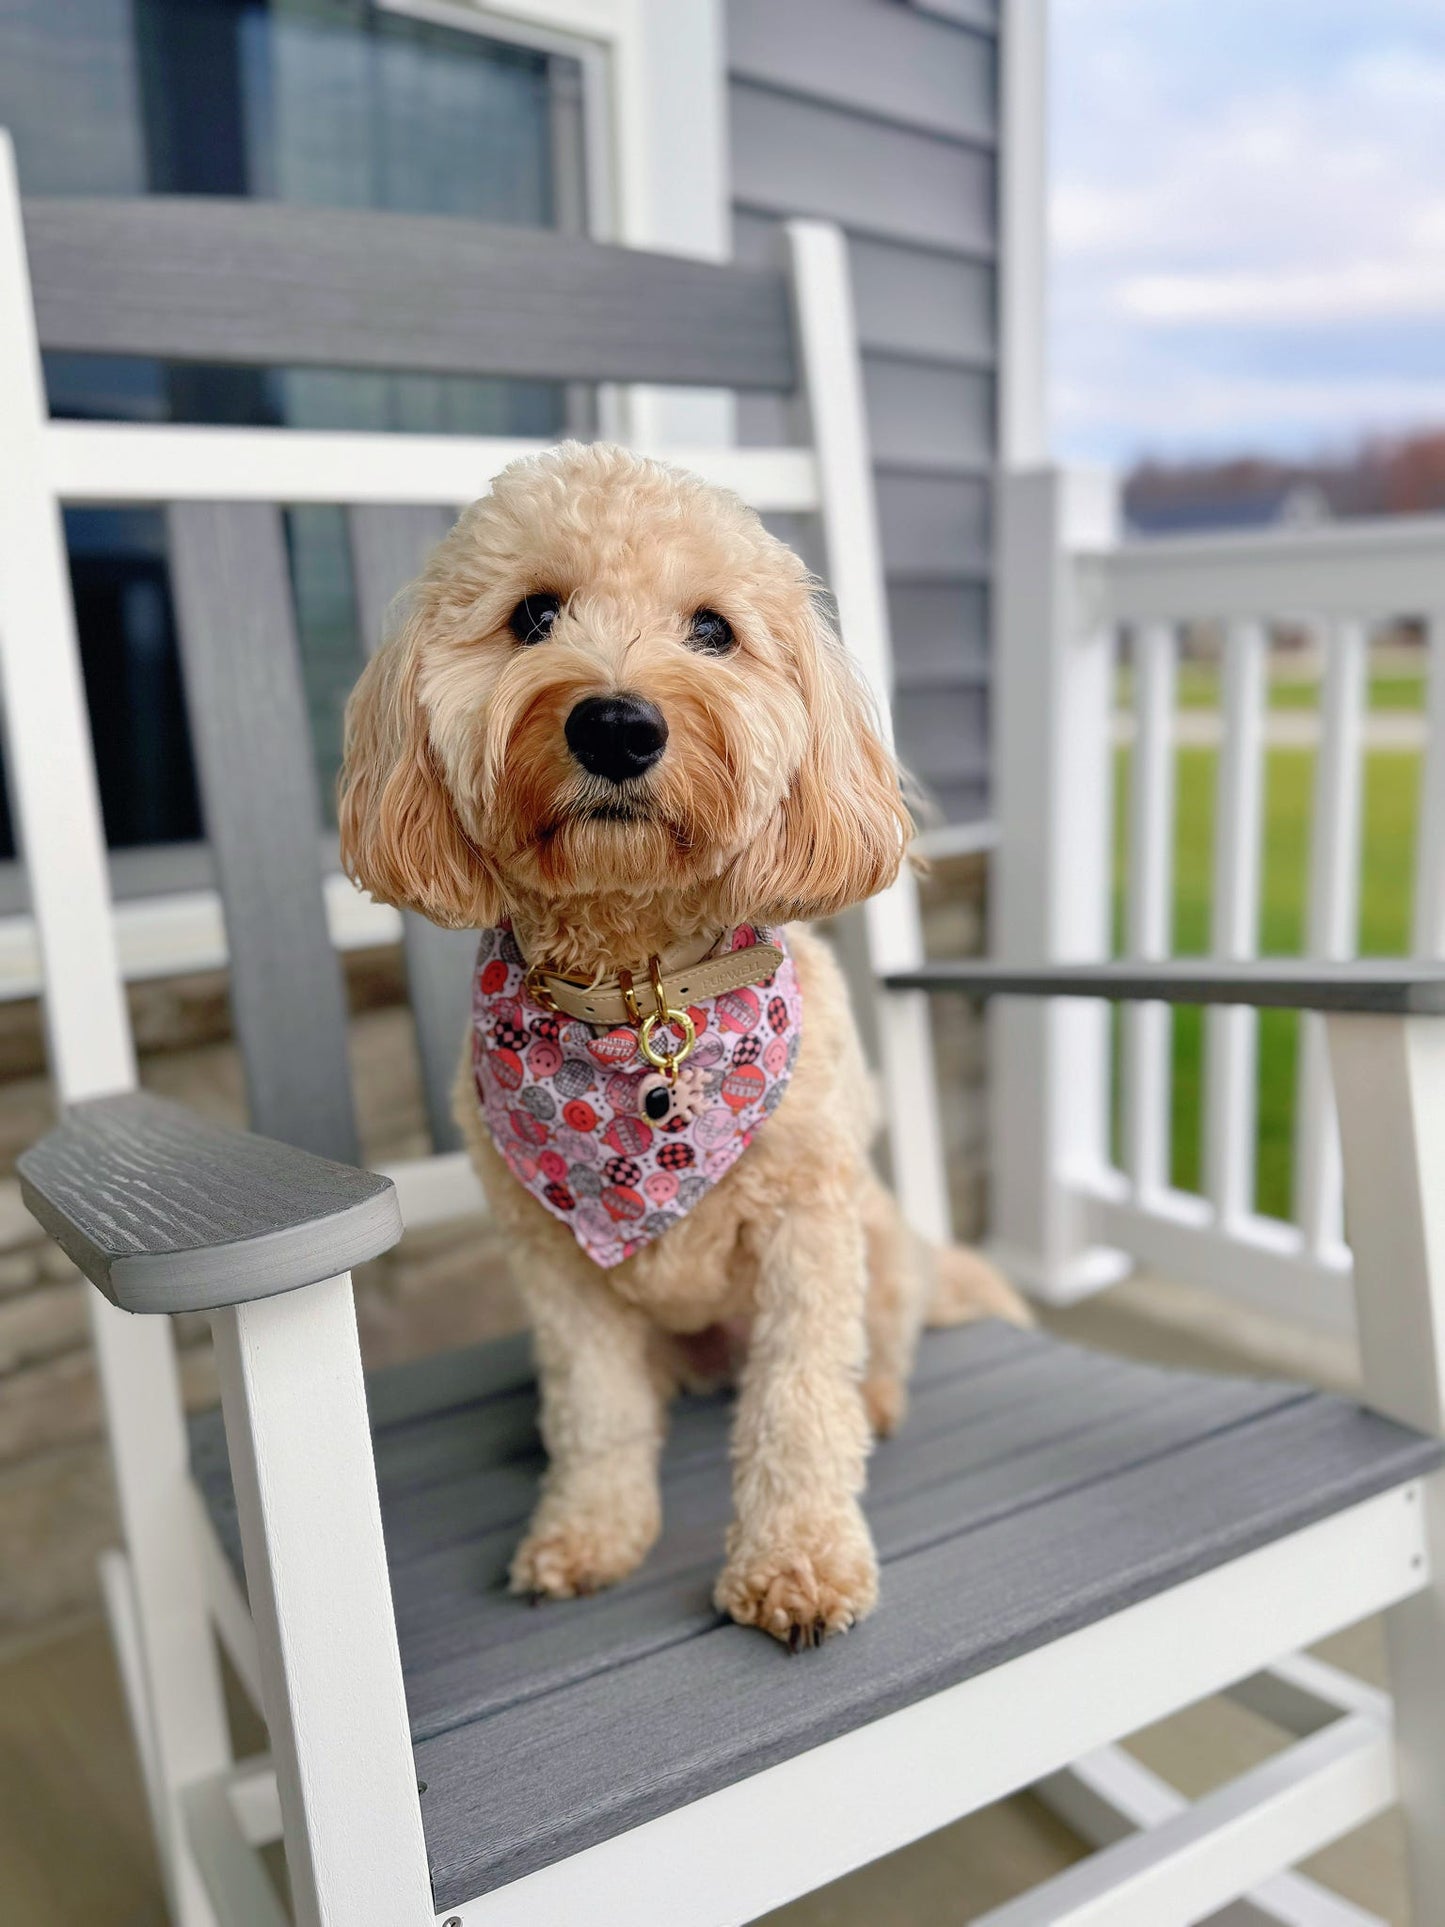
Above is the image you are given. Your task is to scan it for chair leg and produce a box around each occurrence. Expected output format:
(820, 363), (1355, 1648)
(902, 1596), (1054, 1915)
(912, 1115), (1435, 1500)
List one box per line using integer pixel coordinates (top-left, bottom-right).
(211, 1273), (434, 1927)
(89, 1293), (231, 1927)
(1381, 1483), (1445, 1926)
(1328, 1012), (1445, 1925)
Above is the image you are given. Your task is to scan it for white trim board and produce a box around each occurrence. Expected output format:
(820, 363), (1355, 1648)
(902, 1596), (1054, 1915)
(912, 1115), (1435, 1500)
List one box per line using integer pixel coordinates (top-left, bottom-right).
(44, 425), (816, 513)
(0, 875), (400, 1004)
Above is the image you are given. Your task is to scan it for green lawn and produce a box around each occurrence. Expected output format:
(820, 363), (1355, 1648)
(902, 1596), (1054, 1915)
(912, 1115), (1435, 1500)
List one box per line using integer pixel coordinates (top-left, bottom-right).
(1118, 663), (1426, 713)
(1113, 746), (1420, 1217)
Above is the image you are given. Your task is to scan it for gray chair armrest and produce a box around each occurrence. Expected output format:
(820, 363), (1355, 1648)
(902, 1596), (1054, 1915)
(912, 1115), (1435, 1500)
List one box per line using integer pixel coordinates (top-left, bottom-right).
(886, 958), (1445, 1014)
(18, 1091), (402, 1315)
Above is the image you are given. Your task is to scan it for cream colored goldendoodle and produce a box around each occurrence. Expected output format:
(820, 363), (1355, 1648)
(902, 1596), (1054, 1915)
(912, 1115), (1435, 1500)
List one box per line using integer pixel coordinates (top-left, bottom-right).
(339, 442), (1028, 1647)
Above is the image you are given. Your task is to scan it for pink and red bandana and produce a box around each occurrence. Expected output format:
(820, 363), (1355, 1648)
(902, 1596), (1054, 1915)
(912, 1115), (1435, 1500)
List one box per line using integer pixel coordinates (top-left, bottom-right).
(471, 923), (803, 1267)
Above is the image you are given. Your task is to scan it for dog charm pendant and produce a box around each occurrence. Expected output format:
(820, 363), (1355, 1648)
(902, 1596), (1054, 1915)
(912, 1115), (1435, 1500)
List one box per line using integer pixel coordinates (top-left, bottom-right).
(638, 1064), (708, 1126)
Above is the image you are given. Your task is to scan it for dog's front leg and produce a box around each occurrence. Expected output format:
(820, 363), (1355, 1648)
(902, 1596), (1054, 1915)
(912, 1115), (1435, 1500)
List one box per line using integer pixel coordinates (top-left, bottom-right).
(715, 1196), (877, 1646)
(510, 1258), (668, 1600)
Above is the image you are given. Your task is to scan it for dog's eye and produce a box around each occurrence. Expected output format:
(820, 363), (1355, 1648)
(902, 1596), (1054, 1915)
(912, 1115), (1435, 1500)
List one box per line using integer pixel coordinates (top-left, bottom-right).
(508, 592), (562, 645)
(686, 608), (735, 656)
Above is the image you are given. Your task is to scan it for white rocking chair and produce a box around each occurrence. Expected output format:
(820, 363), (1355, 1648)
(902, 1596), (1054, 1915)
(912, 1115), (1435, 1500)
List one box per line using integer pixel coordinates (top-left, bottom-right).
(1, 128), (1442, 1927)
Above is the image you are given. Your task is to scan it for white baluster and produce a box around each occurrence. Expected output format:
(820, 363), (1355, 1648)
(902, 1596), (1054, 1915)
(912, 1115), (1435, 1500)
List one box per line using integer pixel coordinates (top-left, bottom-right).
(1123, 623), (1177, 1198)
(1295, 620), (1366, 1252)
(1413, 613), (1445, 960)
(1204, 620), (1266, 1224)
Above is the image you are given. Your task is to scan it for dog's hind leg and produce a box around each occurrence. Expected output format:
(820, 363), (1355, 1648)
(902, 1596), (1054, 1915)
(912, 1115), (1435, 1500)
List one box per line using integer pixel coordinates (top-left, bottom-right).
(861, 1174), (1034, 1436)
(861, 1170), (927, 1437)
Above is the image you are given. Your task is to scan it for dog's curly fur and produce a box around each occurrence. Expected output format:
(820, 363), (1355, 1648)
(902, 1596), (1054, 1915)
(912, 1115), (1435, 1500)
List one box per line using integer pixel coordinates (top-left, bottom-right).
(339, 443), (1028, 1645)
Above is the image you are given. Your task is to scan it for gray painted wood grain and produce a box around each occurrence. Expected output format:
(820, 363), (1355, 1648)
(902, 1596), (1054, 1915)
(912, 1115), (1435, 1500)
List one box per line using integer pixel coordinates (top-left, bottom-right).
(894, 686), (990, 790)
(888, 959), (1445, 1013)
(887, 581), (989, 683)
(347, 504), (477, 1155)
(727, 0), (996, 146)
(726, 0), (1000, 827)
(730, 84), (996, 258)
(407, 1334), (1437, 1907)
(167, 503), (360, 1162)
(732, 210), (996, 368)
(346, 504), (457, 655)
(396, 1357), (1296, 1744)
(417, 1397), (1437, 1909)
(877, 471), (991, 578)
(25, 197), (797, 391)
(865, 358), (994, 472)
(186, 1318), (1441, 1908)
(914, 0), (997, 27)
(363, 1333), (535, 1433)
(19, 1092), (399, 1314)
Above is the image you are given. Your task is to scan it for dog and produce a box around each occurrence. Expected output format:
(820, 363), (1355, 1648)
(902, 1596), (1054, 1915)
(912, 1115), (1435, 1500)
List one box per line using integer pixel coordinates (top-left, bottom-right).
(339, 442), (1029, 1647)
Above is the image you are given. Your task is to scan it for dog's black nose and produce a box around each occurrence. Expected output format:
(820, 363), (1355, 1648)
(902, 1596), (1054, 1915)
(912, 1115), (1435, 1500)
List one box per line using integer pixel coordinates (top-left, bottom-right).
(564, 694), (668, 785)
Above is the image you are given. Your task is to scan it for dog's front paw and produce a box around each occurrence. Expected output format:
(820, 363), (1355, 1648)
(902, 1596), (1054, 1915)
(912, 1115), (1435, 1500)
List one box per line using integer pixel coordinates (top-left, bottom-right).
(509, 1492), (659, 1600)
(714, 1507), (878, 1649)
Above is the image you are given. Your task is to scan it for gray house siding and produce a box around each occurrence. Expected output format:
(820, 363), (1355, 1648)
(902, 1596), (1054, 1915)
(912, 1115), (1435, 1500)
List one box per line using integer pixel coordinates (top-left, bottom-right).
(727, 0), (998, 825)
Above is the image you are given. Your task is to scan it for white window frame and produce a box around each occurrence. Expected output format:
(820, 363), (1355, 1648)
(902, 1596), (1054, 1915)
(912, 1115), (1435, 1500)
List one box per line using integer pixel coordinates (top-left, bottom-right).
(377, 0), (734, 446)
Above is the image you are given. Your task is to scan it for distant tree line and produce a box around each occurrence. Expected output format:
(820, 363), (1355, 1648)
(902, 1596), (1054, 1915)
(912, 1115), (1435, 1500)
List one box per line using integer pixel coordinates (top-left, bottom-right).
(1126, 428), (1445, 536)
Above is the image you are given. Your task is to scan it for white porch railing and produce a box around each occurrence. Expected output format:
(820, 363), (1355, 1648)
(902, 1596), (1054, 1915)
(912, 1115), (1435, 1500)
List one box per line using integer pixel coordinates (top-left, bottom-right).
(991, 467), (1445, 1336)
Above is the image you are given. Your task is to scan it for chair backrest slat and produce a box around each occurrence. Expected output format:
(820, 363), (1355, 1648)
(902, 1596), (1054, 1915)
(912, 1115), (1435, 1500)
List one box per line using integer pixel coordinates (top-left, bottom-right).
(25, 197), (798, 393)
(348, 504), (477, 1155)
(167, 502), (359, 1162)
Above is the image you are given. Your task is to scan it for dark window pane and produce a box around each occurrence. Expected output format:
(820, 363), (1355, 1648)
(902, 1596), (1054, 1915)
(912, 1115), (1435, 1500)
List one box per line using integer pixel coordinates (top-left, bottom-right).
(64, 509), (203, 850)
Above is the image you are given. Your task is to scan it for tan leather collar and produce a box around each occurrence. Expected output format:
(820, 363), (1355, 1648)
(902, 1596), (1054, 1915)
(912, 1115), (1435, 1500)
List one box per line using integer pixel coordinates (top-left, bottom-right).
(515, 925), (784, 1028)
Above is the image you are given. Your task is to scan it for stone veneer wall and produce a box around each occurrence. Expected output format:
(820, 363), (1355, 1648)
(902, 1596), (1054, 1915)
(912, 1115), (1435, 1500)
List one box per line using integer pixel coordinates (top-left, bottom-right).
(0, 856), (989, 1643)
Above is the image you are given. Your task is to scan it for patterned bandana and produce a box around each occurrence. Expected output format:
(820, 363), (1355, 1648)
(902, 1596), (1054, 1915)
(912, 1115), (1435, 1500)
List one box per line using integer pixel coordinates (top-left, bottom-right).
(471, 922), (803, 1267)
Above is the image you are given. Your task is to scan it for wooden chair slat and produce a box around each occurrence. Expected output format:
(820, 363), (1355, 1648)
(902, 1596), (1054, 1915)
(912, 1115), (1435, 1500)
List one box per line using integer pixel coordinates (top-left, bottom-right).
(167, 502), (360, 1162)
(25, 196), (798, 391)
(348, 505), (477, 1156)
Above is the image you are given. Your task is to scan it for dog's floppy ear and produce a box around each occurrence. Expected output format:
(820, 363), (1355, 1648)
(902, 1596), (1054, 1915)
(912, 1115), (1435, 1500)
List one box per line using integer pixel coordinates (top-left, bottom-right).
(338, 616), (502, 929)
(736, 596), (912, 923)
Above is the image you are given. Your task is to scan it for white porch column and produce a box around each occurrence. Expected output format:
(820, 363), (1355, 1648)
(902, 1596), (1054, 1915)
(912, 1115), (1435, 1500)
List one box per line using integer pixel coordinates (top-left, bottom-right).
(989, 466), (1129, 1299)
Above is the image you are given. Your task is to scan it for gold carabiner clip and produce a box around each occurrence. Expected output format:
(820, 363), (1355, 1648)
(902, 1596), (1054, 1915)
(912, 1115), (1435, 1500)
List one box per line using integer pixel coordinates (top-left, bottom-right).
(638, 954), (696, 1077)
(522, 961), (559, 1013)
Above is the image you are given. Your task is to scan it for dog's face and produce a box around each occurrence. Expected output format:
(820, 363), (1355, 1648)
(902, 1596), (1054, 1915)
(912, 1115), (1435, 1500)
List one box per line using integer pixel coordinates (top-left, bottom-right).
(339, 443), (909, 930)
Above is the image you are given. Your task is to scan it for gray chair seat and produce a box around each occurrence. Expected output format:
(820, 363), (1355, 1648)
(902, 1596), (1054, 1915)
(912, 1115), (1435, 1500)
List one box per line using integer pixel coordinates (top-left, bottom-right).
(187, 1319), (1441, 1912)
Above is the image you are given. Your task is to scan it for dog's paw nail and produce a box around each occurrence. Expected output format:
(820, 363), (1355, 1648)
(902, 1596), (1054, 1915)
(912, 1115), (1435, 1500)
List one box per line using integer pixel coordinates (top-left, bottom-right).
(716, 1528), (878, 1647)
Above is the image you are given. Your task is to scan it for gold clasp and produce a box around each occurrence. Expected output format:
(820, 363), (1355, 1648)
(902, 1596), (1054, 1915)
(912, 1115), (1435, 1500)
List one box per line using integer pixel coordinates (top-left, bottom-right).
(637, 954), (696, 1076)
(522, 962), (560, 1013)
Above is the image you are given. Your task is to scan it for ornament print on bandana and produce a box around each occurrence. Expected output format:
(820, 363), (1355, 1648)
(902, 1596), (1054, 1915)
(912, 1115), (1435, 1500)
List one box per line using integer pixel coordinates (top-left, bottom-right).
(471, 923), (803, 1267)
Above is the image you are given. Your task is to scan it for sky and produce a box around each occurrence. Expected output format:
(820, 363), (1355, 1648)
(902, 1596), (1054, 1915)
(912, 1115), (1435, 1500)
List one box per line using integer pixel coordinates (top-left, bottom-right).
(1049, 0), (1445, 468)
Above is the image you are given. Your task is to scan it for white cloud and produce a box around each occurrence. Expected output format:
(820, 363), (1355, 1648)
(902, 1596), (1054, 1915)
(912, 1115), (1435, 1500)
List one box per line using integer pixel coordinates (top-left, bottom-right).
(1049, 7), (1445, 461)
(1120, 260), (1445, 326)
(1057, 372), (1445, 445)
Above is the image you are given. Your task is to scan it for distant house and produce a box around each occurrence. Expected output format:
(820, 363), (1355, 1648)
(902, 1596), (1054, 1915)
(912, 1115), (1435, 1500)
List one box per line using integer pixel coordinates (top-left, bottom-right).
(1126, 480), (1332, 538)
(1126, 432), (1445, 540)
(0, 0), (1009, 898)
